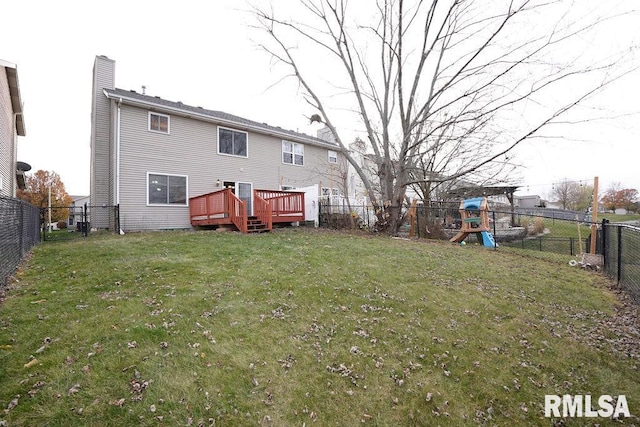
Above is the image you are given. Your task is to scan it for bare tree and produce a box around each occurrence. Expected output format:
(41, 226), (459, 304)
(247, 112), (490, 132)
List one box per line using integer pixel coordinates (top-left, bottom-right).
(252, 0), (637, 234)
(551, 179), (593, 211)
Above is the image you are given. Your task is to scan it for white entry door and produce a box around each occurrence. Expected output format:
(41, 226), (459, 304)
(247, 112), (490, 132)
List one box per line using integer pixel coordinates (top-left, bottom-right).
(237, 182), (253, 216)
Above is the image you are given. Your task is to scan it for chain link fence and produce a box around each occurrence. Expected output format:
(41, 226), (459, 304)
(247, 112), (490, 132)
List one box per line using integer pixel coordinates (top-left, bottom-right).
(602, 222), (640, 303)
(1, 196), (40, 286)
(318, 200), (590, 254)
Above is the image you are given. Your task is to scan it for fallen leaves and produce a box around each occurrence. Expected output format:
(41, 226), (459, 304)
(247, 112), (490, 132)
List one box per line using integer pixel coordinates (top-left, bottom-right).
(109, 398), (125, 407)
(23, 358), (38, 368)
(278, 355), (296, 370)
(4, 395), (20, 414)
(27, 381), (45, 397)
(68, 383), (81, 395)
(326, 363), (363, 386)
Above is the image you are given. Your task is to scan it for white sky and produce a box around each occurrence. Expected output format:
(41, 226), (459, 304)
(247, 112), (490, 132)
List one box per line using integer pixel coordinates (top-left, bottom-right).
(3, 0), (640, 199)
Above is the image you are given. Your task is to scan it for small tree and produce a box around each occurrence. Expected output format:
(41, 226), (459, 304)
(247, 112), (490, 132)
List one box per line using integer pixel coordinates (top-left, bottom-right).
(17, 170), (73, 223)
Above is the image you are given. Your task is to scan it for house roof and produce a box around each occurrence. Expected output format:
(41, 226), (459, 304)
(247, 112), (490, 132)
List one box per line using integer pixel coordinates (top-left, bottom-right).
(0, 59), (26, 136)
(103, 88), (339, 149)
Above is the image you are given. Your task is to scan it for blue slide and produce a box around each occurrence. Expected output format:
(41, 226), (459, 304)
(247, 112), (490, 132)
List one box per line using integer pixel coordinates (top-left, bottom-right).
(479, 231), (497, 248)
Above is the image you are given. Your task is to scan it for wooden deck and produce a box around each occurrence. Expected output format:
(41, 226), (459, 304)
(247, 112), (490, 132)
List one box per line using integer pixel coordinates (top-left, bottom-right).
(189, 188), (305, 233)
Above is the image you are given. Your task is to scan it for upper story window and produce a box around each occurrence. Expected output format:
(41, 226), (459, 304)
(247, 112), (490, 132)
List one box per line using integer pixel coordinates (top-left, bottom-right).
(322, 187), (342, 196)
(149, 112), (170, 134)
(283, 141), (304, 166)
(218, 127), (248, 157)
(148, 173), (187, 206)
(328, 150), (338, 164)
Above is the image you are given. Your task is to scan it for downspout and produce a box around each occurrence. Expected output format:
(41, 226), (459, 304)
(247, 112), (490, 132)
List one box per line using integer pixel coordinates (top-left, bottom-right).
(11, 113), (18, 195)
(116, 98), (125, 234)
(115, 98), (122, 205)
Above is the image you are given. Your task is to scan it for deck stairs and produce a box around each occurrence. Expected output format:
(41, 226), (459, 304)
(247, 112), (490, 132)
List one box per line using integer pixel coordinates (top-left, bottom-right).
(247, 216), (269, 233)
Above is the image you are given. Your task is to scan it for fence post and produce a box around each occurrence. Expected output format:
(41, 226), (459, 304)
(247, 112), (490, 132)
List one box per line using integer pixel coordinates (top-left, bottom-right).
(617, 225), (622, 283)
(570, 237), (574, 256)
(115, 204), (120, 233)
(41, 209), (47, 242)
(601, 219), (608, 271)
(492, 211), (497, 250)
(83, 203), (88, 237)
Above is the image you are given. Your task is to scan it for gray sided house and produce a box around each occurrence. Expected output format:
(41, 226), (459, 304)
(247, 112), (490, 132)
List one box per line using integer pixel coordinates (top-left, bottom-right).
(90, 55), (344, 232)
(0, 59), (27, 197)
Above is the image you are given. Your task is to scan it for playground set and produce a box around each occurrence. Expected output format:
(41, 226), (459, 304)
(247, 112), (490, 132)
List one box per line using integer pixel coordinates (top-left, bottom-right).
(449, 197), (497, 248)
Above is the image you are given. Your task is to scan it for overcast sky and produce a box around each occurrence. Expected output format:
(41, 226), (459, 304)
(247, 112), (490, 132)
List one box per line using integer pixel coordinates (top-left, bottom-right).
(4, 0), (640, 199)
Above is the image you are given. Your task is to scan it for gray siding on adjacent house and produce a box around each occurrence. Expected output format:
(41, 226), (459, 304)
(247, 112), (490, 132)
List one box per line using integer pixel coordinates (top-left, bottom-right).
(0, 66), (13, 196)
(90, 56), (115, 228)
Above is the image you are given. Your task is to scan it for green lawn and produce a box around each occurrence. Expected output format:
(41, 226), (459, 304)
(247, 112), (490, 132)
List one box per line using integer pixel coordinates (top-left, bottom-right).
(1, 229), (638, 426)
(601, 213), (640, 223)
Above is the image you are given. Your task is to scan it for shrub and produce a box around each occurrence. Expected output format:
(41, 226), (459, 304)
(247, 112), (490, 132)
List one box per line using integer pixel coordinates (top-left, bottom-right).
(533, 217), (545, 234)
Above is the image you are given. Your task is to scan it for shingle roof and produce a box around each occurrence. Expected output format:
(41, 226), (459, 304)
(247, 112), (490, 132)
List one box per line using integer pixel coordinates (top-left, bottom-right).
(104, 88), (338, 149)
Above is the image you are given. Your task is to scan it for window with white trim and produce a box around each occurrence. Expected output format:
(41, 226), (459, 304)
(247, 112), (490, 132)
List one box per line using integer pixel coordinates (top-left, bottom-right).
(321, 187), (342, 196)
(148, 173), (187, 205)
(148, 112), (170, 133)
(283, 141), (304, 165)
(218, 127), (248, 157)
(328, 150), (338, 164)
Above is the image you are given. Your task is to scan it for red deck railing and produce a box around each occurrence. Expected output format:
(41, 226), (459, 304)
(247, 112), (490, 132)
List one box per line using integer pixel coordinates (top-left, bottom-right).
(230, 194), (247, 234)
(254, 191), (273, 231)
(256, 190), (305, 222)
(189, 188), (229, 224)
(189, 188), (304, 232)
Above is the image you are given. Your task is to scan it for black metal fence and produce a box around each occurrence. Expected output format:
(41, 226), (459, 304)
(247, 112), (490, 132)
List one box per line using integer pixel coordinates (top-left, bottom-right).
(602, 221), (640, 303)
(318, 200), (591, 254)
(40, 204), (120, 241)
(0, 196), (40, 286)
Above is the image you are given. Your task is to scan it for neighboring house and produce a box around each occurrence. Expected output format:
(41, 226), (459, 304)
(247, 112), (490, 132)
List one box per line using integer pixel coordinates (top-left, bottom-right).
(67, 195), (90, 229)
(0, 58), (27, 197)
(89, 55), (345, 232)
(515, 195), (542, 209)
